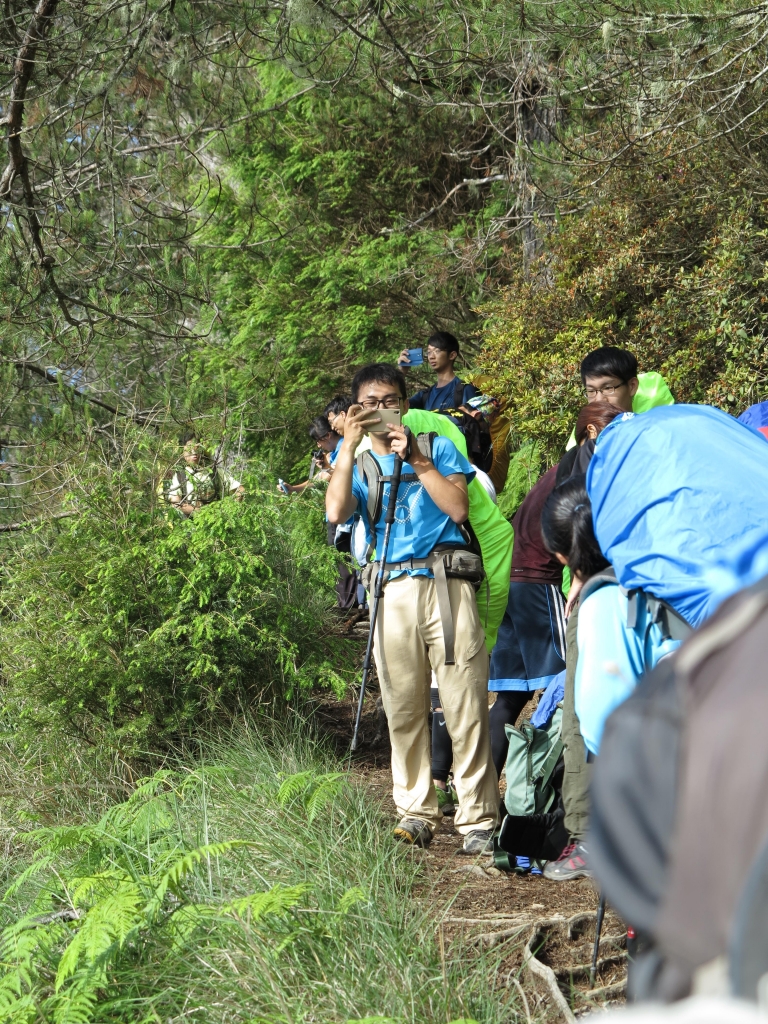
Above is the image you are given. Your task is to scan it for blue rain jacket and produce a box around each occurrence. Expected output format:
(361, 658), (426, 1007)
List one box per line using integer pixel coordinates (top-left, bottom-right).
(586, 404), (768, 628)
(738, 401), (768, 430)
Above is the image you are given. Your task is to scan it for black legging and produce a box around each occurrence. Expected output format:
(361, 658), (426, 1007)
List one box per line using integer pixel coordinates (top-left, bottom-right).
(431, 690), (452, 783)
(489, 690), (530, 778)
(430, 689), (530, 783)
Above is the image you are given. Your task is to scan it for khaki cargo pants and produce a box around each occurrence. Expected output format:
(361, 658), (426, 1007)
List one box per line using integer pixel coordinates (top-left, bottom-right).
(373, 573), (499, 836)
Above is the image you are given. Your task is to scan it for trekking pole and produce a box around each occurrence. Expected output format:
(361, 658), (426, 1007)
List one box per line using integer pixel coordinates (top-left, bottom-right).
(590, 894), (607, 987)
(350, 446), (405, 752)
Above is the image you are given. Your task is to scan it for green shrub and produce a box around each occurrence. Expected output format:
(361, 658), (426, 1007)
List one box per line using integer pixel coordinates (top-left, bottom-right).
(0, 481), (352, 753)
(479, 150), (768, 457)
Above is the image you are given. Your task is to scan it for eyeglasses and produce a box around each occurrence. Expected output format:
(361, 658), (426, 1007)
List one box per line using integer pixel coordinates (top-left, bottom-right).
(359, 396), (403, 410)
(585, 383), (626, 399)
(315, 432), (332, 444)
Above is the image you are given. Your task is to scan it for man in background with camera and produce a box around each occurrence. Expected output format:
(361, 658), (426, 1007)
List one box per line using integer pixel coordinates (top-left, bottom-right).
(326, 362), (498, 853)
(278, 416), (339, 494)
(398, 331), (478, 412)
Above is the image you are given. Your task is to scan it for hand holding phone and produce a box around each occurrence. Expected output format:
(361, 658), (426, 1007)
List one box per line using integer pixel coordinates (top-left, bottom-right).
(368, 409), (402, 434)
(398, 347), (423, 367)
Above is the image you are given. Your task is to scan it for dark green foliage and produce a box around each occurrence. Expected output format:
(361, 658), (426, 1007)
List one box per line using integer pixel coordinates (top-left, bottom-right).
(480, 150), (768, 457)
(0, 475), (350, 751)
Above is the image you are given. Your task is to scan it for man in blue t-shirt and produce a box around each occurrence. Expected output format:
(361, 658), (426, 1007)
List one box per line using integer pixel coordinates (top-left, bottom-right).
(398, 332), (478, 413)
(327, 363), (498, 853)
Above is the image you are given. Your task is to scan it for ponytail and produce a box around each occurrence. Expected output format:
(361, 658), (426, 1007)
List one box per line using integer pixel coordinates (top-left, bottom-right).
(541, 475), (610, 580)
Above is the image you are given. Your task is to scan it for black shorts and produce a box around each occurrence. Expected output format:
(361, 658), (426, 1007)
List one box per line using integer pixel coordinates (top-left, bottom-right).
(489, 581), (566, 692)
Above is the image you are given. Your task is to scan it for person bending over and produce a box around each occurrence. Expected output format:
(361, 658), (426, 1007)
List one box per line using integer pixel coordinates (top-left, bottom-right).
(166, 437), (244, 515)
(539, 476), (681, 881)
(326, 363), (498, 853)
(399, 332), (478, 413)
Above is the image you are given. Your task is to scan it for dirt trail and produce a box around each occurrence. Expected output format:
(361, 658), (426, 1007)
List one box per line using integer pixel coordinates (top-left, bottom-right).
(314, 678), (628, 1020)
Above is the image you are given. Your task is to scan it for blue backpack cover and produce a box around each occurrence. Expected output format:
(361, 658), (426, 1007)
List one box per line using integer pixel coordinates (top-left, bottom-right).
(586, 405), (768, 627)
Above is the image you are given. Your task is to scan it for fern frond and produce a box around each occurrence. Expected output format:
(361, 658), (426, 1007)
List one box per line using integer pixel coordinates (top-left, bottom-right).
(224, 883), (308, 921)
(179, 765), (229, 794)
(150, 840), (250, 911)
(0, 990), (36, 1022)
(55, 882), (143, 990)
(305, 773), (347, 822)
(2, 854), (57, 900)
(164, 903), (217, 951)
(18, 826), (93, 855)
(49, 970), (100, 1024)
(276, 771), (313, 806)
(336, 886), (367, 916)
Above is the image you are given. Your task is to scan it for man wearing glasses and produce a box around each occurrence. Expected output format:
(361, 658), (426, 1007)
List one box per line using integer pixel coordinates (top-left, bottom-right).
(581, 347), (640, 411)
(326, 363), (498, 854)
(564, 346), (673, 452)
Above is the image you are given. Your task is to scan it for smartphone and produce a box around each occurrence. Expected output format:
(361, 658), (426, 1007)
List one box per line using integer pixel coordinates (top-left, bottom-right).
(399, 347), (423, 367)
(368, 409), (402, 434)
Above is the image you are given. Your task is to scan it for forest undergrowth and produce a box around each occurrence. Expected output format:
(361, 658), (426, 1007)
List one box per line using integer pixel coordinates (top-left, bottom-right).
(0, 718), (525, 1024)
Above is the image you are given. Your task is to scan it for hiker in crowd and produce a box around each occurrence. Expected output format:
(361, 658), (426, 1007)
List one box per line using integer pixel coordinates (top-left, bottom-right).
(398, 331), (478, 412)
(539, 474), (683, 880)
(323, 395), (352, 461)
(165, 436), (244, 515)
(556, 401), (626, 488)
(463, 394), (502, 501)
(592, 572), (768, 1005)
(738, 399), (768, 439)
(588, 404), (768, 628)
(581, 346), (640, 412)
(487, 462), (566, 778)
(326, 363), (498, 853)
(529, 401), (624, 882)
(565, 345), (674, 452)
(278, 416), (339, 494)
(468, 379), (513, 493)
(584, 407), (768, 1002)
(539, 402), (768, 882)
(399, 333), (496, 475)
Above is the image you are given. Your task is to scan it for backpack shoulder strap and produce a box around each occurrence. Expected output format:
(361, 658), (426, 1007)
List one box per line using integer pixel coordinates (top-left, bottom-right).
(579, 567), (618, 604)
(452, 377), (465, 409)
(415, 431), (436, 462)
(356, 450), (384, 529)
(356, 447), (422, 531)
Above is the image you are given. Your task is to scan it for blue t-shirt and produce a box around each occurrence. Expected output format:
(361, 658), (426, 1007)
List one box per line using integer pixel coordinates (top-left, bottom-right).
(328, 437), (343, 467)
(351, 436), (475, 577)
(575, 584), (680, 756)
(409, 378), (478, 413)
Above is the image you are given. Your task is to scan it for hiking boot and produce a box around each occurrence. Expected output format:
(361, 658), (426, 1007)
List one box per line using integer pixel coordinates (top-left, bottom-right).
(393, 817), (433, 848)
(435, 783), (458, 817)
(543, 841), (591, 881)
(461, 829), (495, 855)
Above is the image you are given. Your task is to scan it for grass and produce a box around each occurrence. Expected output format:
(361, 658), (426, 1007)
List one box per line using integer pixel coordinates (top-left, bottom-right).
(0, 717), (525, 1024)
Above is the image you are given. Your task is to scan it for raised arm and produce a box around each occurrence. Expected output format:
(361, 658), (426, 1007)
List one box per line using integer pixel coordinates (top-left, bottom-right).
(325, 404), (381, 524)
